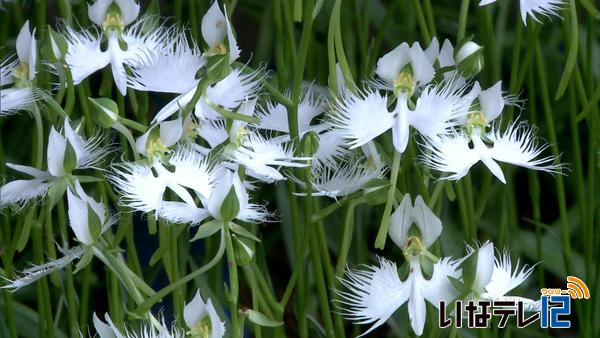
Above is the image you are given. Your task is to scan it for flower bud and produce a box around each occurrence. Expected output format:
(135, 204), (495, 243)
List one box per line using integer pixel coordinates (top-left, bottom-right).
(40, 27), (68, 62)
(233, 234), (255, 265)
(300, 131), (320, 157)
(455, 41), (484, 78)
(89, 97), (119, 128)
(220, 186), (241, 222)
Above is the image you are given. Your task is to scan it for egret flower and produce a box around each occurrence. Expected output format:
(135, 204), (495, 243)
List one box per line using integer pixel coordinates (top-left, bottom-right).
(0, 120), (108, 208)
(63, 0), (173, 95)
(184, 290), (226, 338)
(331, 79), (470, 153)
(421, 81), (564, 183)
(127, 1), (256, 123)
(463, 242), (539, 311)
(135, 115), (196, 157)
(479, 0), (563, 25)
(337, 194), (460, 336)
(0, 21), (42, 116)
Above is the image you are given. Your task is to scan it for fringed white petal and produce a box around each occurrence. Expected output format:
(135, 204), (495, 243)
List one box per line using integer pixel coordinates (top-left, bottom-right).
(203, 68), (263, 112)
(196, 119), (229, 148)
(484, 249), (534, 300)
(335, 257), (409, 336)
(0, 87), (42, 116)
(63, 26), (110, 84)
(0, 176), (53, 208)
(330, 89), (394, 149)
(128, 35), (205, 94)
(2, 247), (85, 291)
(419, 132), (481, 181)
(157, 201), (210, 225)
(109, 162), (166, 213)
(519, 0), (563, 25)
(169, 147), (220, 199)
(0, 55), (18, 86)
(299, 157), (386, 198)
(410, 78), (471, 138)
(487, 121), (565, 174)
(63, 119), (110, 170)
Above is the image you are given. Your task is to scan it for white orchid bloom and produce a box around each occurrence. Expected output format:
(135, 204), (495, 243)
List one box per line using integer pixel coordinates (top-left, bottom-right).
(375, 39), (439, 94)
(93, 313), (183, 338)
(229, 132), (310, 183)
(465, 242), (539, 311)
(110, 147), (220, 222)
(66, 181), (117, 245)
(201, 0), (240, 63)
(63, 0), (172, 95)
(337, 256), (460, 336)
(422, 122), (564, 183)
(479, 0), (563, 25)
(0, 120), (108, 208)
(337, 194), (459, 336)
(293, 152), (387, 198)
(0, 21), (42, 116)
(183, 290), (226, 338)
(331, 79), (470, 153)
(421, 82), (563, 183)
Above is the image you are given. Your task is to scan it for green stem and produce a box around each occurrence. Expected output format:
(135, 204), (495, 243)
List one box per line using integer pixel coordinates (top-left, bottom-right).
(374, 151), (401, 249)
(133, 229), (226, 315)
(457, 0), (470, 42)
(224, 224), (240, 338)
(335, 201), (357, 277)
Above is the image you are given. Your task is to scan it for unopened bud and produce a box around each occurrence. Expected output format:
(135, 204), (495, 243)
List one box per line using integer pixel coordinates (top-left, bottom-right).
(455, 41), (484, 78)
(40, 27), (68, 62)
(89, 97), (119, 128)
(233, 234), (255, 265)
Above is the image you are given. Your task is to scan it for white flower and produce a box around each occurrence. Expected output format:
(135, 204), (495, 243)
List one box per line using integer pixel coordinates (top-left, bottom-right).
(201, 0), (240, 63)
(229, 132), (310, 183)
(337, 256), (460, 336)
(183, 290), (226, 338)
(93, 313), (183, 338)
(0, 21), (42, 116)
(375, 39), (439, 93)
(479, 0), (563, 25)
(465, 242), (539, 311)
(331, 79), (470, 153)
(337, 194), (459, 336)
(1, 247), (85, 291)
(63, 3), (172, 95)
(293, 154), (386, 198)
(421, 120), (564, 183)
(135, 116), (195, 157)
(128, 35), (206, 94)
(66, 181), (117, 245)
(0, 120), (108, 208)
(110, 147), (219, 222)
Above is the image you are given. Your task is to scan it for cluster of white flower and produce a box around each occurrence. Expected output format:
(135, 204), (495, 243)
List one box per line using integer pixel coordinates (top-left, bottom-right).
(0, 0), (567, 337)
